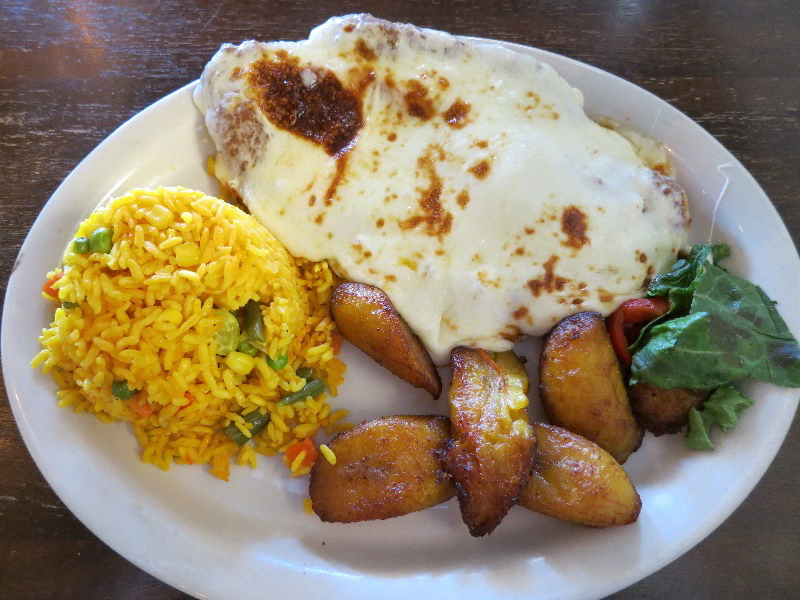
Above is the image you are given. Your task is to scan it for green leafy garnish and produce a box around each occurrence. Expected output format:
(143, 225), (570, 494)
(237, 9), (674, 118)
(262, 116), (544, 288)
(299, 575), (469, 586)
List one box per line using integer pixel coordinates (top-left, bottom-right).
(627, 243), (799, 450)
(629, 244), (728, 352)
(631, 264), (800, 388)
(684, 384), (754, 449)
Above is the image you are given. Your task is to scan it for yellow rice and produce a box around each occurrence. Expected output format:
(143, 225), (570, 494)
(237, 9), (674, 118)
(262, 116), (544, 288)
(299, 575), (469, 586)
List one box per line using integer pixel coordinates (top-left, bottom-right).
(32, 187), (347, 480)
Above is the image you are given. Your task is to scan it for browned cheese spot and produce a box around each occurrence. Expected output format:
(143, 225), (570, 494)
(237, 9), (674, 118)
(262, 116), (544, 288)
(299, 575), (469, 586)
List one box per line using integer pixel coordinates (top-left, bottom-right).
(397, 146), (453, 240)
(404, 79), (436, 120)
(308, 195), (316, 206)
(343, 24), (355, 33)
(456, 190), (470, 208)
(442, 98), (471, 129)
(524, 226), (535, 235)
(385, 274), (396, 282)
(314, 213), (325, 224)
(514, 247), (525, 255)
(249, 58), (363, 155)
(468, 159), (491, 180)
(597, 288), (613, 303)
(475, 140), (489, 149)
(500, 325), (522, 342)
(642, 265), (655, 289)
(353, 69), (377, 98)
(216, 100), (268, 174)
(512, 306), (529, 319)
(638, 251), (648, 263)
(653, 172), (691, 228)
(527, 255), (569, 297)
(571, 298), (584, 305)
(477, 270), (501, 288)
(324, 154), (350, 205)
(384, 73), (396, 88)
(378, 24), (399, 49)
(438, 76), (450, 90)
(354, 38), (377, 61)
(387, 132), (397, 141)
(561, 206), (589, 249)
(442, 317), (458, 331)
(231, 66), (243, 80)
(376, 218), (385, 227)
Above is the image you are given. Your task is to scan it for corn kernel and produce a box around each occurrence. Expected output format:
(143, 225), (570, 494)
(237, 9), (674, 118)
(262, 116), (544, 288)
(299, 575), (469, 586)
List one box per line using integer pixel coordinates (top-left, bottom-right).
(174, 242), (202, 267)
(158, 308), (183, 327)
(225, 351), (256, 375)
(145, 204), (174, 230)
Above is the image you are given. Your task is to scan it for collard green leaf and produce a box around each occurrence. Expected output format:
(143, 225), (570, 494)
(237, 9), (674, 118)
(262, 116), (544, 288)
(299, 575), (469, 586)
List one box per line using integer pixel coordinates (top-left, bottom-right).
(631, 263), (800, 388)
(692, 265), (794, 341)
(684, 385), (754, 450)
(631, 244), (730, 352)
(684, 408), (714, 450)
(711, 244), (731, 262)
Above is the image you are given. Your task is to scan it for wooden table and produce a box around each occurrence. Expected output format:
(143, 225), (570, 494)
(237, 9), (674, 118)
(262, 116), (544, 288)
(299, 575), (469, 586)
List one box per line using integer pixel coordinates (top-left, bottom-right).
(1, 1), (798, 598)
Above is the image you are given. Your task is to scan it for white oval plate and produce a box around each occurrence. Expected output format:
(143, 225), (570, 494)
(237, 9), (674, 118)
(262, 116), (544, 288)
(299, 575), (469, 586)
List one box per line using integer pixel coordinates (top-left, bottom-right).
(3, 38), (799, 600)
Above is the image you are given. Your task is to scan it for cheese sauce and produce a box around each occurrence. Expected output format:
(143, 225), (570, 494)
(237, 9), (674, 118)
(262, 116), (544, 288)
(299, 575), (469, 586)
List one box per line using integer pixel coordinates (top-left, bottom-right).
(194, 15), (689, 364)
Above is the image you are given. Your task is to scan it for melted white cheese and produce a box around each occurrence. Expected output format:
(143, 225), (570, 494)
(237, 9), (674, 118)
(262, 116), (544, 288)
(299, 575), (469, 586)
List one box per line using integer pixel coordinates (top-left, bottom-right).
(194, 15), (689, 364)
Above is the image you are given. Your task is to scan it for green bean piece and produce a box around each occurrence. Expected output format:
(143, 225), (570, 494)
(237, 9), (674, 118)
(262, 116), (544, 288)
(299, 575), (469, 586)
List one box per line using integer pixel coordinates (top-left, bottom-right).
(111, 380), (139, 399)
(73, 237), (90, 254)
(89, 227), (113, 253)
(236, 340), (259, 357)
(243, 300), (265, 343)
(295, 367), (313, 380)
(213, 310), (240, 356)
(277, 378), (326, 406)
(62, 301), (79, 309)
(266, 353), (288, 371)
(223, 410), (271, 446)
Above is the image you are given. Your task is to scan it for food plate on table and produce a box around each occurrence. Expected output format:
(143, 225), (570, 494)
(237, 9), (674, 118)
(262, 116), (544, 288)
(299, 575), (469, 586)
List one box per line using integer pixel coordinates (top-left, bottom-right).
(3, 16), (799, 600)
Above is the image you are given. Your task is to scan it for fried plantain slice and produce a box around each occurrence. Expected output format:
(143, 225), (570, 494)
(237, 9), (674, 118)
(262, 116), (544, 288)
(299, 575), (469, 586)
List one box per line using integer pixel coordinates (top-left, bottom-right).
(539, 311), (643, 463)
(330, 282), (442, 398)
(519, 423), (641, 527)
(309, 415), (454, 522)
(442, 348), (536, 536)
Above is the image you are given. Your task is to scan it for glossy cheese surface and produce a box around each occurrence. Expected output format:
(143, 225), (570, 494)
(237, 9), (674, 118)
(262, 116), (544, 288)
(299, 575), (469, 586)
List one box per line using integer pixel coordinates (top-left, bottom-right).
(194, 14), (689, 363)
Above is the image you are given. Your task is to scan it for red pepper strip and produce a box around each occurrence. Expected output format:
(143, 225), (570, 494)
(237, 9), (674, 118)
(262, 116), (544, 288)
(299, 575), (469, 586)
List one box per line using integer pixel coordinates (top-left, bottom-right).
(607, 297), (670, 367)
(42, 272), (63, 299)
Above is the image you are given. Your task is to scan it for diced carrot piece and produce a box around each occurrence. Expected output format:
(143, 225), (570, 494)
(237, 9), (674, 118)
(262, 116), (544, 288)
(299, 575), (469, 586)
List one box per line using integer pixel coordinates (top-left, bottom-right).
(331, 332), (344, 355)
(42, 272), (62, 299)
(285, 437), (318, 468)
(126, 395), (153, 418)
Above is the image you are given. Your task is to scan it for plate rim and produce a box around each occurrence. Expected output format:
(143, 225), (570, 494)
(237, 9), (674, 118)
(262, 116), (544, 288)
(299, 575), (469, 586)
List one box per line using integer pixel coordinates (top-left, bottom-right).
(3, 36), (799, 600)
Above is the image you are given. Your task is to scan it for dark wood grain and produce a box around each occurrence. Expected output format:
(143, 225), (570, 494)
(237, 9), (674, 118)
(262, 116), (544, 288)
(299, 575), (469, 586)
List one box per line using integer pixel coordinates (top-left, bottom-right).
(1, 0), (798, 598)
